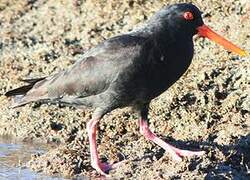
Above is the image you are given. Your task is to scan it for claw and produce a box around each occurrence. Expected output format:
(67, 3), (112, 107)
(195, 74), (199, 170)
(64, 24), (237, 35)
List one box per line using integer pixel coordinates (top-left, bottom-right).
(92, 160), (127, 176)
(172, 149), (206, 161)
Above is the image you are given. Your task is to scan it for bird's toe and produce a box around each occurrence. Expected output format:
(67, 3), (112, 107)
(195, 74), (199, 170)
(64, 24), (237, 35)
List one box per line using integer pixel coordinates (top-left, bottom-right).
(177, 149), (206, 157)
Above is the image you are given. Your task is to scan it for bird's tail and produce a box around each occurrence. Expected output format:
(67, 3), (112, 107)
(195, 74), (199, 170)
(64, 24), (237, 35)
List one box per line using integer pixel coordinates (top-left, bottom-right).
(5, 77), (47, 108)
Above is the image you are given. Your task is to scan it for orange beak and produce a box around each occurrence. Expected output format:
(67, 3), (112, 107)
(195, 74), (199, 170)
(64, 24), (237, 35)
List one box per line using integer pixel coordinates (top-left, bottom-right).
(197, 24), (247, 56)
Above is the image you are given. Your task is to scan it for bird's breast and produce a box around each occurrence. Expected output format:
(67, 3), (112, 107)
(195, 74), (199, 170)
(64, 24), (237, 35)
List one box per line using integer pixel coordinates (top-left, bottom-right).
(145, 41), (194, 99)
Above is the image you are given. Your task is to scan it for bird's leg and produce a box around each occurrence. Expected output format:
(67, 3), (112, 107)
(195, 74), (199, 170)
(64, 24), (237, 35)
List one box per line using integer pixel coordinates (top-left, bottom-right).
(138, 105), (205, 161)
(87, 109), (124, 176)
(139, 119), (205, 161)
(87, 116), (111, 175)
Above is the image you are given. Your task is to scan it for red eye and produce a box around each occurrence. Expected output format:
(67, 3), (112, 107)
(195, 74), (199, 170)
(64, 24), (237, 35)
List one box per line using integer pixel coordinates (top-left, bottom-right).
(183, 11), (194, 20)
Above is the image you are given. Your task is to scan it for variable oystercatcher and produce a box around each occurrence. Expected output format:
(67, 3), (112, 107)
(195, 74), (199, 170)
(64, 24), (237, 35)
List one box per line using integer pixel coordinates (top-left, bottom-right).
(5, 3), (247, 176)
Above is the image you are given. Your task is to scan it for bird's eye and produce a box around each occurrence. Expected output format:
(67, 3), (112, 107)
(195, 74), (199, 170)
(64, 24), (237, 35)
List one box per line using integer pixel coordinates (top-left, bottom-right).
(183, 11), (194, 20)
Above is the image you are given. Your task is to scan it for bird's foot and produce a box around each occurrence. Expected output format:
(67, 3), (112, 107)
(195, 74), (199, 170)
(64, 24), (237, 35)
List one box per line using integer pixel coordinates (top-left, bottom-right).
(169, 147), (206, 162)
(91, 162), (110, 176)
(92, 160), (126, 176)
(139, 119), (206, 162)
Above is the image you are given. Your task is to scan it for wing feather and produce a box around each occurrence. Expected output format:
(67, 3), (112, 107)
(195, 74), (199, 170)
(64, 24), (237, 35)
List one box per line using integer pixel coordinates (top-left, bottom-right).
(8, 34), (147, 107)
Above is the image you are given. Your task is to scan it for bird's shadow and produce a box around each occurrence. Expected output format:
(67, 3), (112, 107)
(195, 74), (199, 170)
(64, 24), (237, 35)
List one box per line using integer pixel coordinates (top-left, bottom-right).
(132, 133), (250, 179)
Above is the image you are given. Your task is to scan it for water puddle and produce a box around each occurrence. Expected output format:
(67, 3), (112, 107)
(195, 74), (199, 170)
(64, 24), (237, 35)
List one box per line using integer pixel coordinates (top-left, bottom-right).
(0, 137), (67, 180)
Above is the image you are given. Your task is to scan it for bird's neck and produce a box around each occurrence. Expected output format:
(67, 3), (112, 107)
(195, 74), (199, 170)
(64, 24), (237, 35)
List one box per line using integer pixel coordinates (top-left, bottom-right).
(133, 21), (192, 45)
(132, 20), (166, 37)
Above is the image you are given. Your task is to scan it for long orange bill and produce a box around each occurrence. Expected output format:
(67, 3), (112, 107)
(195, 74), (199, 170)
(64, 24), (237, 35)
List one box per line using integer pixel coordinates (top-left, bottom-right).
(197, 24), (247, 56)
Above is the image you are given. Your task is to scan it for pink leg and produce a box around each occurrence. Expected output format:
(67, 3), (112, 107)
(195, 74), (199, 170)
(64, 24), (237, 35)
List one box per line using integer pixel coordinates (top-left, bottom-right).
(139, 119), (205, 161)
(87, 117), (124, 176)
(87, 118), (111, 175)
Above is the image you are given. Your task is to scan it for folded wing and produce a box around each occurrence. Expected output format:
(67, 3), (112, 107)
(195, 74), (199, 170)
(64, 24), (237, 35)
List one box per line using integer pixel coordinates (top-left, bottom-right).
(6, 35), (147, 108)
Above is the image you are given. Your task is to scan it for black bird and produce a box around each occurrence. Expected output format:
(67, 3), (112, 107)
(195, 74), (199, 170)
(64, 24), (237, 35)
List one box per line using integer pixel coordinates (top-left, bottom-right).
(5, 3), (247, 176)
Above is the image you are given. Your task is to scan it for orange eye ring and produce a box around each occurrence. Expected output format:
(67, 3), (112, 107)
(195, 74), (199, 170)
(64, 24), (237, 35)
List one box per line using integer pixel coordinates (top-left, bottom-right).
(183, 11), (194, 20)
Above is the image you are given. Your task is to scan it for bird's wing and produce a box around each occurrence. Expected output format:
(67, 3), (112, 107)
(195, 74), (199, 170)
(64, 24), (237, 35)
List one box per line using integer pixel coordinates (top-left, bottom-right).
(10, 34), (147, 106)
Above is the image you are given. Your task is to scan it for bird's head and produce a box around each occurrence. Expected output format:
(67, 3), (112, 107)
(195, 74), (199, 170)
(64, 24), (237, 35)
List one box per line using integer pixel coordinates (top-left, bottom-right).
(152, 3), (247, 56)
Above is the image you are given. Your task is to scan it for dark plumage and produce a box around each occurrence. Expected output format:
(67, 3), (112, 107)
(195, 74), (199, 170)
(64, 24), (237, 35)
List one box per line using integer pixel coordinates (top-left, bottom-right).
(6, 3), (246, 176)
(5, 77), (45, 97)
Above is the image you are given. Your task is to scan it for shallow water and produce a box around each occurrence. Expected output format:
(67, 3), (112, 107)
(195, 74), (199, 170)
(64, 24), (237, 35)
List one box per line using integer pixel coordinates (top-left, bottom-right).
(0, 137), (66, 180)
